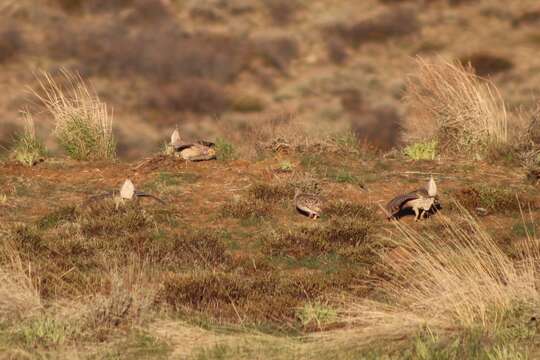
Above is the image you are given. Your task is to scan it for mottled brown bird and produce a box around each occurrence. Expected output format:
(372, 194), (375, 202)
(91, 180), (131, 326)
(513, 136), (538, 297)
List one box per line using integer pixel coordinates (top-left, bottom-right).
(294, 188), (323, 219)
(385, 176), (439, 221)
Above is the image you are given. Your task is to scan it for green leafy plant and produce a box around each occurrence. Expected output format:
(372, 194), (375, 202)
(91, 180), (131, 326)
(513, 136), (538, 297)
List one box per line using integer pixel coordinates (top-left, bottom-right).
(297, 302), (337, 328)
(20, 317), (69, 347)
(215, 138), (235, 161)
(403, 140), (437, 160)
(277, 161), (294, 172)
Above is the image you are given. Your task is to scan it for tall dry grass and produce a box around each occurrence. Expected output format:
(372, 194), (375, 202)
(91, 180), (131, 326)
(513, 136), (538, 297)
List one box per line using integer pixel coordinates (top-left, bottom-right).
(404, 57), (508, 155)
(0, 242), (42, 322)
(35, 69), (116, 160)
(323, 205), (539, 346)
(11, 111), (46, 166)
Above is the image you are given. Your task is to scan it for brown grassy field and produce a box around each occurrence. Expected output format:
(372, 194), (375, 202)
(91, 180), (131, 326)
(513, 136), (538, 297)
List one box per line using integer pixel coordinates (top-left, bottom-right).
(2, 0), (540, 359)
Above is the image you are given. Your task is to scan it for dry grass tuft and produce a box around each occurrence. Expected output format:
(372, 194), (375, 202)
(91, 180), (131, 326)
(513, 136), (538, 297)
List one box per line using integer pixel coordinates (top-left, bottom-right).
(404, 57), (508, 154)
(0, 244), (42, 322)
(324, 206), (540, 346)
(10, 111), (46, 166)
(35, 69), (116, 160)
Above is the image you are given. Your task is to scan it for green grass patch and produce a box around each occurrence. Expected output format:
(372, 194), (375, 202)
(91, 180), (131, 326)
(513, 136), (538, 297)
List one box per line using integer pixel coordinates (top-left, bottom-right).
(511, 221), (536, 238)
(297, 302), (337, 328)
(11, 112), (47, 166)
(18, 317), (71, 348)
(215, 138), (236, 161)
(403, 140), (437, 161)
(102, 331), (171, 359)
(36, 206), (76, 230)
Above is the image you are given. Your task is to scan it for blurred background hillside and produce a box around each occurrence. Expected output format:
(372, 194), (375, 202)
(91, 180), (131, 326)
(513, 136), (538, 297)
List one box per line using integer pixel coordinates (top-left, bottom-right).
(0, 0), (538, 159)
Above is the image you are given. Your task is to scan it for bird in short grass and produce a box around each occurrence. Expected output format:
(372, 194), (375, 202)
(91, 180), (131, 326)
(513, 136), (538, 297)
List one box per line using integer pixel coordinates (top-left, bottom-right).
(385, 176), (439, 221)
(170, 129), (216, 161)
(83, 179), (165, 209)
(294, 188), (323, 219)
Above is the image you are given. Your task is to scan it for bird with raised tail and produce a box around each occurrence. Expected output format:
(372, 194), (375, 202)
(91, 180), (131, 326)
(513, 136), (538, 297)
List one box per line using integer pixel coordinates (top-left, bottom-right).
(385, 176), (440, 221)
(83, 179), (165, 209)
(170, 129), (216, 161)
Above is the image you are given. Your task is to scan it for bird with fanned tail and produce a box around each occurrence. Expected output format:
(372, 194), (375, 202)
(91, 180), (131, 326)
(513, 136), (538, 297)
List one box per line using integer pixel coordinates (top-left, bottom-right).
(385, 176), (440, 221)
(170, 129), (216, 161)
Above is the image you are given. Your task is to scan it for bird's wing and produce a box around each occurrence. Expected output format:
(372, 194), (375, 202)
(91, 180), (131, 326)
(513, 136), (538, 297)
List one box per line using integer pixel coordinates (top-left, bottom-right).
(134, 192), (166, 205)
(196, 140), (215, 147)
(385, 192), (420, 217)
(296, 195), (322, 212)
(173, 143), (196, 151)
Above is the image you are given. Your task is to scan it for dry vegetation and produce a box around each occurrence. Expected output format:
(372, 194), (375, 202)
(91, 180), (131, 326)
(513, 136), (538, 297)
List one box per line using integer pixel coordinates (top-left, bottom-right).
(404, 58), (509, 155)
(2, 0), (540, 358)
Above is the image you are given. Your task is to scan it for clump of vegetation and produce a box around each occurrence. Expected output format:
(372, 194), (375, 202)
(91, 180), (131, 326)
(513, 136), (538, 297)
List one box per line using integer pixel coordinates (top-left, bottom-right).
(220, 199), (272, 221)
(330, 131), (361, 154)
(0, 247), (42, 322)
(405, 58), (508, 156)
(460, 52), (514, 77)
(36, 206), (76, 230)
(329, 169), (360, 184)
(231, 95), (265, 113)
(453, 186), (524, 214)
(146, 79), (231, 114)
(276, 161), (294, 173)
(253, 34), (299, 72)
(264, 0), (302, 25)
(19, 317), (69, 347)
(264, 219), (373, 259)
(328, 209), (540, 349)
(215, 138), (236, 161)
(351, 104), (403, 151)
(0, 21), (24, 63)
(324, 201), (375, 221)
(297, 302), (337, 329)
(35, 69), (116, 161)
(159, 270), (332, 326)
(403, 140), (437, 160)
(511, 221), (535, 238)
(327, 7), (419, 48)
(326, 37), (347, 64)
(11, 112), (47, 166)
(249, 182), (294, 202)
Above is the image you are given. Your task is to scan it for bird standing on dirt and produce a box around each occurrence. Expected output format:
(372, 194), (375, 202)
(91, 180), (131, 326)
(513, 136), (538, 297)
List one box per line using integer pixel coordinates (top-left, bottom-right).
(170, 129), (217, 161)
(385, 176), (439, 221)
(294, 188), (323, 219)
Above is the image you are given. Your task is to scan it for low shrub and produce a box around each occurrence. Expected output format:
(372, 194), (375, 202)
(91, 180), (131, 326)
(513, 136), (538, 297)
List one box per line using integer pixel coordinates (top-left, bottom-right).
(403, 140), (437, 160)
